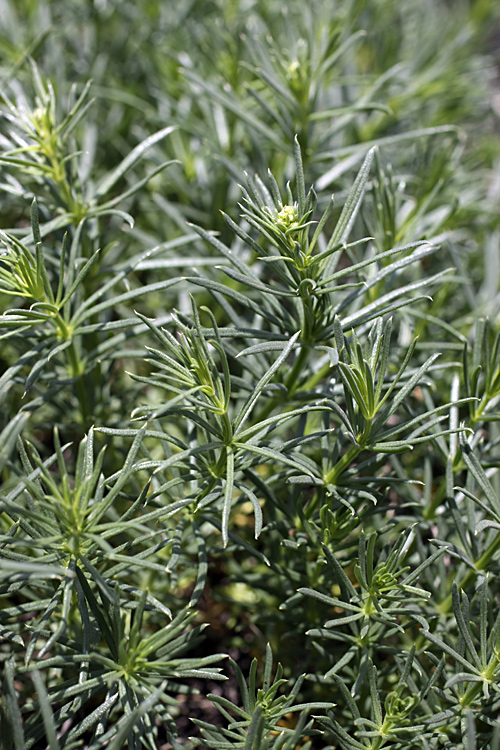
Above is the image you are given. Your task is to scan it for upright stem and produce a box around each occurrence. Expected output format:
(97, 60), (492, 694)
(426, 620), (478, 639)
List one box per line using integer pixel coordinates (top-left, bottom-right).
(284, 344), (310, 394)
(439, 532), (500, 613)
(66, 339), (84, 378)
(52, 313), (88, 423)
(252, 343), (310, 426)
(324, 420), (372, 486)
(324, 443), (361, 486)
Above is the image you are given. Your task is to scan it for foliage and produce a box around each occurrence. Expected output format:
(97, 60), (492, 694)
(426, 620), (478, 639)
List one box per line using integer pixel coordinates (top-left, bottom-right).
(1, 0), (500, 748)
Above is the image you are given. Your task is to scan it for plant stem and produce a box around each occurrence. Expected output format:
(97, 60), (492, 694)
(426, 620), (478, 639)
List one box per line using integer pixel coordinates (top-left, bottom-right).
(324, 443), (362, 486)
(439, 532), (500, 613)
(284, 343), (310, 394)
(324, 420), (372, 485)
(252, 343), (311, 426)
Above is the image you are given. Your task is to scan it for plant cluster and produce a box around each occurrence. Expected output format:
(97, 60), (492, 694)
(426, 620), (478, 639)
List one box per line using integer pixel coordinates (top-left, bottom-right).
(1, 1), (500, 748)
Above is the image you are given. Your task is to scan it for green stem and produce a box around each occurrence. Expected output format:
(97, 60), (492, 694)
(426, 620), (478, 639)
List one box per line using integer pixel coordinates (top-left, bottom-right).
(324, 420), (372, 485)
(470, 392), (500, 426)
(51, 313), (84, 379)
(66, 339), (84, 379)
(252, 344), (311, 426)
(54, 314), (88, 423)
(302, 362), (331, 391)
(324, 443), (362, 486)
(284, 344), (310, 393)
(461, 655), (499, 707)
(46, 145), (84, 222)
(221, 412), (233, 446)
(424, 451), (464, 521)
(423, 480), (447, 521)
(440, 532), (500, 613)
(461, 680), (484, 709)
(67, 341), (89, 424)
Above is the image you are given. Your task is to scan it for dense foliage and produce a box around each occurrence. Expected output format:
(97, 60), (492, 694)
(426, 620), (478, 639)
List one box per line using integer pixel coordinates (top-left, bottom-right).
(1, 1), (500, 748)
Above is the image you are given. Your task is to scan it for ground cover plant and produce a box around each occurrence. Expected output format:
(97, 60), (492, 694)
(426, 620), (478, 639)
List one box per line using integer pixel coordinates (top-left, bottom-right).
(1, 0), (500, 748)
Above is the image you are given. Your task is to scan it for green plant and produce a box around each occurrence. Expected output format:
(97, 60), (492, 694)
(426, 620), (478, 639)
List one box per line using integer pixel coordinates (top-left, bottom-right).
(1, 1), (500, 748)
